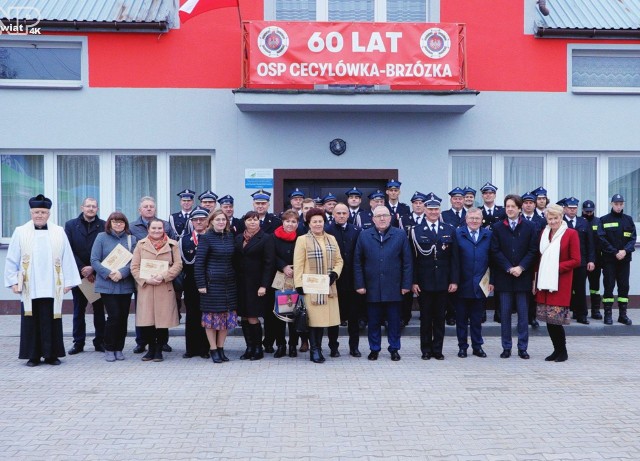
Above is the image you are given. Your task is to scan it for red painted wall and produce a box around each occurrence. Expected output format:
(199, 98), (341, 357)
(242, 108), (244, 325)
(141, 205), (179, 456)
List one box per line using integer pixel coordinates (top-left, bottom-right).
(84, 0), (639, 91)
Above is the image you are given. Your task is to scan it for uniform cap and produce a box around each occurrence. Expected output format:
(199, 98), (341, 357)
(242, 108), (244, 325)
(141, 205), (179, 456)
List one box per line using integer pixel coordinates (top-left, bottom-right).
(345, 187), (363, 197)
(521, 192), (536, 202)
(448, 187), (465, 197)
(564, 197), (579, 207)
(368, 190), (385, 200)
(424, 192), (442, 208)
(582, 200), (595, 211)
(251, 189), (271, 202)
(199, 190), (218, 202)
(532, 186), (548, 197)
(313, 196), (324, 205)
(189, 209), (209, 220)
(177, 189), (196, 199)
(386, 179), (401, 189)
(322, 193), (337, 204)
(556, 198), (567, 207)
(480, 182), (498, 193)
(288, 188), (305, 199)
(463, 186), (476, 196)
(611, 194), (625, 203)
(218, 195), (234, 205)
(410, 191), (427, 203)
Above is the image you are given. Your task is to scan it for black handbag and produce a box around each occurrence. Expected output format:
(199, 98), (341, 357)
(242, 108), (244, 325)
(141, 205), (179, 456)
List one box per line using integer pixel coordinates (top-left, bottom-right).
(292, 296), (309, 334)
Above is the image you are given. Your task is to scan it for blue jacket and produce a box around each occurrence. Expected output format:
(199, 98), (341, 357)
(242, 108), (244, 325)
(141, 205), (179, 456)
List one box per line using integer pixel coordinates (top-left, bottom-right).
(441, 208), (466, 228)
(90, 231), (137, 294)
(456, 226), (492, 299)
(354, 226), (413, 303)
(490, 217), (539, 292)
(130, 216), (177, 241)
(65, 213), (106, 273)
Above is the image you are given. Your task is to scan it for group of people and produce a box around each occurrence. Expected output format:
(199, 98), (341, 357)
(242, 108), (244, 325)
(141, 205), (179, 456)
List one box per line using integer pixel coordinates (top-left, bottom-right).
(4, 179), (636, 367)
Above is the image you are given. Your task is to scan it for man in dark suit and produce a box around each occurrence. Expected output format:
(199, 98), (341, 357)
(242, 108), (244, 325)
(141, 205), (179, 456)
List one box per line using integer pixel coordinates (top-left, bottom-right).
(521, 191), (545, 328)
(219, 194), (245, 236)
(455, 207), (492, 358)
(286, 188), (305, 216)
(441, 187), (467, 228)
(345, 187), (365, 227)
(360, 190), (385, 231)
(64, 198), (107, 355)
(532, 186), (549, 219)
(563, 197), (595, 324)
(411, 193), (459, 360)
(582, 200), (603, 320)
(252, 189), (282, 235)
(463, 186), (476, 211)
(325, 203), (363, 357)
(479, 182), (505, 229)
(197, 190), (218, 213)
(169, 189), (196, 239)
(385, 179), (410, 227)
(354, 205), (413, 361)
(490, 194), (539, 359)
(323, 192), (338, 224)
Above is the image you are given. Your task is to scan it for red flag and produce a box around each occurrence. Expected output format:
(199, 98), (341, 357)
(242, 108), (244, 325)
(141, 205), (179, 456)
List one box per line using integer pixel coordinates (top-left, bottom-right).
(179, 0), (239, 24)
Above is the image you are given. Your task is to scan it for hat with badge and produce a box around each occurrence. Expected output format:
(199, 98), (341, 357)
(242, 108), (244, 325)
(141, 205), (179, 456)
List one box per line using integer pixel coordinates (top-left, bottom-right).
(177, 189), (196, 200)
(313, 196), (323, 205)
(368, 190), (385, 200)
(288, 188), (305, 199)
(322, 193), (337, 204)
(218, 194), (234, 205)
(345, 187), (363, 197)
(480, 182), (498, 193)
(386, 179), (401, 189)
(189, 208), (210, 220)
(411, 191), (427, 203)
(522, 192), (536, 202)
(611, 193), (625, 203)
(556, 198), (567, 207)
(29, 194), (52, 209)
(564, 197), (579, 207)
(463, 186), (476, 196)
(582, 200), (595, 211)
(251, 189), (271, 202)
(532, 186), (547, 197)
(424, 192), (442, 208)
(448, 187), (465, 197)
(199, 190), (218, 202)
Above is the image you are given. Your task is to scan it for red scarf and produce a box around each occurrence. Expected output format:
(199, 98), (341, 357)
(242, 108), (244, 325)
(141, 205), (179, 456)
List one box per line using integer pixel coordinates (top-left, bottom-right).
(243, 228), (259, 247)
(148, 234), (168, 251)
(274, 225), (297, 242)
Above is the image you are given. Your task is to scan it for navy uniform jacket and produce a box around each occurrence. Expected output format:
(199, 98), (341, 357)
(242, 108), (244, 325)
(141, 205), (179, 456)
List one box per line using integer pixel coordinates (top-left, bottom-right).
(410, 221), (459, 291)
(359, 211), (374, 230)
(399, 214), (425, 235)
(230, 217), (245, 236)
(584, 215), (602, 262)
(354, 226), (413, 303)
(480, 205), (506, 229)
(169, 211), (192, 239)
(564, 216), (593, 268)
(456, 226), (493, 299)
(598, 210), (636, 263)
(348, 209), (365, 227)
(386, 202), (410, 228)
(441, 208), (466, 228)
(490, 217), (539, 292)
(64, 214), (107, 273)
(259, 213), (282, 234)
(325, 221), (362, 293)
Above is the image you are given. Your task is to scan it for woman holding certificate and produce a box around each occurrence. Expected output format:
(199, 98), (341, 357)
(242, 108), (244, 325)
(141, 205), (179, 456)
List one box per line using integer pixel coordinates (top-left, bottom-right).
(533, 204), (581, 362)
(294, 208), (343, 364)
(131, 219), (183, 362)
(90, 212), (137, 362)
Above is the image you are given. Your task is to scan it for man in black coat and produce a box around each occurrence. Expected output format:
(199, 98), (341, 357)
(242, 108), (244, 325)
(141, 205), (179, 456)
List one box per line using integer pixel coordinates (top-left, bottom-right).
(582, 200), (603, 319)
(252, 189), (282, 235)
(385, 179), (410, 228)
(325, 203), (363, 357)
(521, 191), (545, 328)
(219, 194), (245, 236)
(64, 198), (106, 355)
(490, 194), (538, 360)
(563, 197), (595, 325)
(479, 182), (506, 229)
(169, 188), (196, 239)
(441, 187), (467, 228)
(346, 187), (365, 227)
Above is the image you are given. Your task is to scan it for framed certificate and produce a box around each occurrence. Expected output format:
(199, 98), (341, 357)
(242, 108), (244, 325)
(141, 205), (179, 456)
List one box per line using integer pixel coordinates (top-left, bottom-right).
(139, 259), (169, 280)
(102, 244), (133, 272)
(302, 273), (330, 295)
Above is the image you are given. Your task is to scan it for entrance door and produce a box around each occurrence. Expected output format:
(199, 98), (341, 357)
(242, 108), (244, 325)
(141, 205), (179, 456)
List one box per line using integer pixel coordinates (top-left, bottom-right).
(274, 169), (398, 213)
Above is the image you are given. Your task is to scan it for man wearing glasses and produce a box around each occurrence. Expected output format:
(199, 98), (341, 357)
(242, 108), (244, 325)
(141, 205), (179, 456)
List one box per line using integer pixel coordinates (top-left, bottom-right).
(354, 206), (413, 361)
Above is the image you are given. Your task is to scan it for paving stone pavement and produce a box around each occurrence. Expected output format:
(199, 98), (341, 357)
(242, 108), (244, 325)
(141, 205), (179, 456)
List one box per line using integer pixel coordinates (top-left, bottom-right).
(1, 315), (639, 461)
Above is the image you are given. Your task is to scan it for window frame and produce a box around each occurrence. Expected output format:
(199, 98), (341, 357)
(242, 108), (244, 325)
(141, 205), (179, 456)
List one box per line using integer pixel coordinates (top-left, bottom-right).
(0, 35), (87, 89)
(568, 44), (640, 95)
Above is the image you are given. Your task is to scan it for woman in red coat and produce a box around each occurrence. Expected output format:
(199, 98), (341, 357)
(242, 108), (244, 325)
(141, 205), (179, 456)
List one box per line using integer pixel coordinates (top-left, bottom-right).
(533, 204), (581, 362)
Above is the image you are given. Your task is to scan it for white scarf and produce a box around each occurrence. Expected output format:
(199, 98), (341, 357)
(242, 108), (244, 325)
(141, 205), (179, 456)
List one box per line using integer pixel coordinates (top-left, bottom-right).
(18, 221), (65, 318)
(537, 221), (568, 292)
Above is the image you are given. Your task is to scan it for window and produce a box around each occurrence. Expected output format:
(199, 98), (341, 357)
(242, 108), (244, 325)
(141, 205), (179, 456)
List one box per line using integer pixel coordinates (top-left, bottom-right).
(57, 155), (100, 225)
(609, 157), (640, 223)
(329, 0), (374, 21)
(1, 155), (44, 238)
(115, 155), (158, 221)
(570, 46), (640, 94)
(451, 156), (491, 207)
(268, 0), (437, 22)
(503, 156), (543, 197)
(275, 0), (316, 20)
(387, 0), (427, 22)
(557, 157), (596, 205)
(0, 37), (84, 88)
(170, 155), (212, 203)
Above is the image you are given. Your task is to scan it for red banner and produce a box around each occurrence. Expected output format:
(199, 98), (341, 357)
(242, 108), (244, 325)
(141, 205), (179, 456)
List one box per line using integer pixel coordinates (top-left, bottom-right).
(243, 21), (466, 88)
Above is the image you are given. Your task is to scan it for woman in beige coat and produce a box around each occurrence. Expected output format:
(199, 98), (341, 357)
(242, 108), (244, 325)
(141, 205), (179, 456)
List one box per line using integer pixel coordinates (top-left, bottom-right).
(131, 219), (182, 362)
(294, 208), (343, 363)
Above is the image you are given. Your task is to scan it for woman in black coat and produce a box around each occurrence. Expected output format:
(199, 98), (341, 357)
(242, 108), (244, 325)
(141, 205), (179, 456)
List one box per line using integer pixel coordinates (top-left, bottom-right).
(234, 211), (276, 361)
(195, 210), (238, 363)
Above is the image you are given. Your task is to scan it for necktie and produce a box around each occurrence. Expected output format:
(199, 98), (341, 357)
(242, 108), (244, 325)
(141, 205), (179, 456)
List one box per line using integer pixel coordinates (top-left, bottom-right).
(455, 211), (460, 219)
(471, 230), (477, 242)
(510, 221), (516, 231)
(416, 216), (422, 225)
(526, 216), (531, 221)
(392, 206), (396, 214)
(351, 212), (355, 220)
(431, 223), (437, 235)
(488, 209), (492, 217)
(568, 220), (574, 229)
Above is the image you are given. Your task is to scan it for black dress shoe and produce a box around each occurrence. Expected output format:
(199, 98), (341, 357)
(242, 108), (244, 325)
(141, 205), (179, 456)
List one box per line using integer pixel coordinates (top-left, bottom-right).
(26, 359), (39, 367)
(368, 351), (379, 360)
(340, 321), (347, 326)
(576, 317), (590, 325)
(350, 348), (362, 358)
(68, 345), (84, 355)
(358, 320), (367, 329)
(554, 351), (568, 362)
(500, 349), (511, 358)
(133, 344), (146, 354)
(518, 350), (530, 359)
(545, 351), (559, 361)
(530, 319), (540, 328)
(94, 344), (106, 352)
(273, 345), (287, 358)
(264, 345), (275, 354)
(421, 352), (431, 360)
(330, 349), (340, 358)
(390, 350), (401, 361)
(200, 353), (211, 359)
(45, 358), (61, 365)
(457, 348), (467, 358)
(446, 318), (456, 326)
(433, 353), (445, 360)
(161, 344), (172, 352)
(472, 348), (487, 358)
(288, 345), (297, 358)
(183, 353), (194, 358)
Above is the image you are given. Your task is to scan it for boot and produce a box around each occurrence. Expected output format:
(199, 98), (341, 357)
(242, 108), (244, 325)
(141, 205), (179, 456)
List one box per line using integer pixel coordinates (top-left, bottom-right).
(218, 348), (230, 362)
(315, 328), (326, 363)
(288, 345), (297, 358)
(617, 303), (632, 325)
(493, 309), (501, 324)
(239, 320), (253, 360)
(153, 346), (164, 362)
(590, 294), (603, 319)
(211, 349), (222, 364)
(250, 323), (264, 361)
(308, 328), (322, 364)
(299, 338), (309, 353)
(273, 345), (286, 358)
(142, 344), (155, 361)
(603, 306), (613, 325)
(554, 348), (568, 362)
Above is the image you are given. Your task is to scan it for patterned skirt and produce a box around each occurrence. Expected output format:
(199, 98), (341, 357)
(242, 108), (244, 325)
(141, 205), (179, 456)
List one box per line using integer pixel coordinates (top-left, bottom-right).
(201, 311), (238, 330)
(536, 303), (571, 326)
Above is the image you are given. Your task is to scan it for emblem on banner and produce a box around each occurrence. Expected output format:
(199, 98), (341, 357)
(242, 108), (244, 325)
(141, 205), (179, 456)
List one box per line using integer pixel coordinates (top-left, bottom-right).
(257, 26), (290, 58)
(420, 28), (451, 59)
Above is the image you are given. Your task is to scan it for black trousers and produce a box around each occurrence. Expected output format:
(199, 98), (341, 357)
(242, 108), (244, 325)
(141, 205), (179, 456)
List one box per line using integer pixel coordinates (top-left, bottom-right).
(587, 262), (601, 293)
(338, 287), (362, 349)
(418, 290), (447, 355)
(139, 326), (168, 348)
(102, 293), (132, 352)
(19, 298), (66, 360)
(183, 284), (209, 356)
(71, 286), (105, 348)
(401, 291), (414, 325)
(603, 260), (631, 302)
(309, 326), (339, 350)
(570, 266), (588, 318)
(546, 323), (566, 353)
